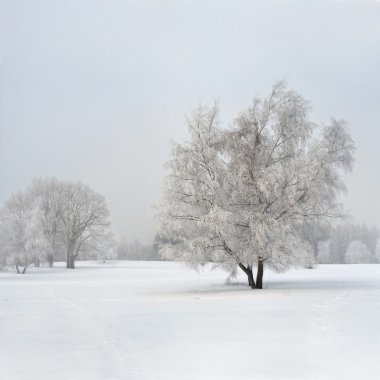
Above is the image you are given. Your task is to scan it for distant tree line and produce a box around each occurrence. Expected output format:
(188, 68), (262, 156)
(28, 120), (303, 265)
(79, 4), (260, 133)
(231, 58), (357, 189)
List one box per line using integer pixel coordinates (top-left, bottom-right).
(116, 234), (167, 261)
(316, 223), (380, 264)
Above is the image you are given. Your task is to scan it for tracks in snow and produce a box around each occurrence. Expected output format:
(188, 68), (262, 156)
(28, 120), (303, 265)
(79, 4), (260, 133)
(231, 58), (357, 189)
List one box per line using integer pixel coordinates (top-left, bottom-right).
(48, 286), (144, 380)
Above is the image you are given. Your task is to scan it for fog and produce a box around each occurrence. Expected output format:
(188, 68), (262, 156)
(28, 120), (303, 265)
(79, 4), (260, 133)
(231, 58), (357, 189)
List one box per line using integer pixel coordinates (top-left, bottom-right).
(1, 0), (379, 242)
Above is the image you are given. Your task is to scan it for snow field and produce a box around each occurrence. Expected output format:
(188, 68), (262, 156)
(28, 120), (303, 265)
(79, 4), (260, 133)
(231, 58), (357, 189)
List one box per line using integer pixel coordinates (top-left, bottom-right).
(0, 261), (379, 380)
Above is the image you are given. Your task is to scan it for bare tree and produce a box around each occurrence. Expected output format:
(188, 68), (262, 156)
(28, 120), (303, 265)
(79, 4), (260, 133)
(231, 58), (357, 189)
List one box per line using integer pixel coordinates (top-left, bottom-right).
(59, 181), (111, 269)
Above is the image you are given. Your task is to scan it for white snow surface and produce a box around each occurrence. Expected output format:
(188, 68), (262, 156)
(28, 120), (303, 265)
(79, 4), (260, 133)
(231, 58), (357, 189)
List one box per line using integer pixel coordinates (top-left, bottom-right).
(0, 261), (379, 380)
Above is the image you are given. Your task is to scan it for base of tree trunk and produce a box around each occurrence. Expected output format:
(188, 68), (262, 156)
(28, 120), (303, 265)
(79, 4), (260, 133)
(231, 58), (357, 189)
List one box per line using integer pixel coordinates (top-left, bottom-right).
(66, 257), (75, 269)
(247, 268), (256, 289)
(16, 264), (27, 274)
(256, 260), (264, 289)
(47, 254), (54, 267)
(238, 263), (256, 289)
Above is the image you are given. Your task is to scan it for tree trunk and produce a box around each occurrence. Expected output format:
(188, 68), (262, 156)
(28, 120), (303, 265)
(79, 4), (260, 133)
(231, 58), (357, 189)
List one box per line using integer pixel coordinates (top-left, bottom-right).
(66, 242), (76, 269)
(67, 255), (75, 269)
(47, 253), (54, 267)
(313, 242), (318, 262)
(238, 263), (256, 289)
(16, 263), (27, 274)
(247, 266), (255, 288)
(256, 260), (264, 289)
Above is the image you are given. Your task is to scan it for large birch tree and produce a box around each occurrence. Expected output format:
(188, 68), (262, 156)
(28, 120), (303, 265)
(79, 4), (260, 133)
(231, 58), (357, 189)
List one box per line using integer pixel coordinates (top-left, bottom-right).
(158, 82), (355, 288)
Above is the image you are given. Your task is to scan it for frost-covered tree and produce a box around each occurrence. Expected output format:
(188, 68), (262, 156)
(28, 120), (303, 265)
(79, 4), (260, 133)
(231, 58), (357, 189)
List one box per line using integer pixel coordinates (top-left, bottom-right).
(375, 240), (380, 264)
(345, 240), (372, 264)
(328, 223), (380, 263)
(328, 224), (355, 263)
(25, 208), (47, 267)
(95, 233), (116, 263)
(355, 224), (379, 257)
(0, 191), (35, 273)
(0, 218), (11, 270)
(28, 178), (111, 268)
(158, 82), (355, 288)
(28, 178), (65, 266)
(0, 178), (111, 270)
(297, 221), (331, 265)
(59, 181), (111, 269)
(117, 237), (163, 261)
(318, 240), (332, 264)
(78, 230), (115, 263)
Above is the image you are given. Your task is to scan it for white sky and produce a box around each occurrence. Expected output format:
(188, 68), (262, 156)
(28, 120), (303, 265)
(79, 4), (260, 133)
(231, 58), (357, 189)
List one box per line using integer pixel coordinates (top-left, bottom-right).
(1, 0), (380, 242)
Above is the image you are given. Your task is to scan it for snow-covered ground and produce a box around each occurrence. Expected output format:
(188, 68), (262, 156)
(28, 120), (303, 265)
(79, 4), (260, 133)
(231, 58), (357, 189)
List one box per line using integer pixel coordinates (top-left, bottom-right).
(0, 261), (379, 380)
